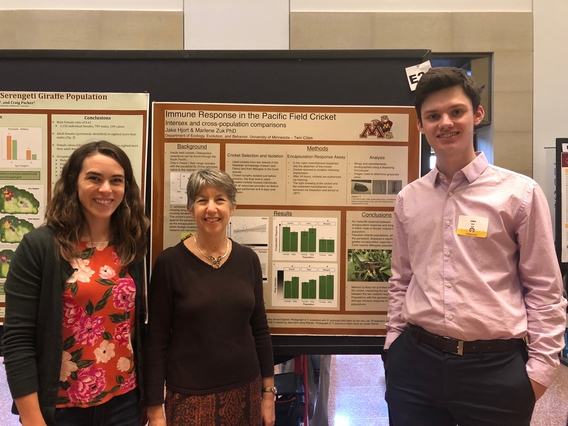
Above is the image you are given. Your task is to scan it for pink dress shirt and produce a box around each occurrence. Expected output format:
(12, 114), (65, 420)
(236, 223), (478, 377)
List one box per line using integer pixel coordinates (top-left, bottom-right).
(385, 152), (567, 387)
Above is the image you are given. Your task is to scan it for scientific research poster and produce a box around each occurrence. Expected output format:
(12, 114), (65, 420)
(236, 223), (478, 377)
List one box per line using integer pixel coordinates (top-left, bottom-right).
(152, 102), (420, 336)
(0, 91), (149, 323)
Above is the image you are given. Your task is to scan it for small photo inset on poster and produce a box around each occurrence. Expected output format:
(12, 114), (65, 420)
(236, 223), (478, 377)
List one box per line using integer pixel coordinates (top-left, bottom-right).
(347, 249), (392, 282)
(387, 180), (403, 195)
(351, 180), (371, 194)
(372, 180), (387, 194)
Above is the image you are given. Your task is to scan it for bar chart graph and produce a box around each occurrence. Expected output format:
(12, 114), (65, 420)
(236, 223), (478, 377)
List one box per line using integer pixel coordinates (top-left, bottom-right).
(272, 262), (337, 308)
(0, 127), (42, 169)
(274, 216), (338, 261)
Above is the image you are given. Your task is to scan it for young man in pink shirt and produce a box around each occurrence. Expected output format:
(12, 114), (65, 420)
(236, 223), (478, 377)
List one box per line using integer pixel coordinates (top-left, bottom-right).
(384, 67), (567, 426)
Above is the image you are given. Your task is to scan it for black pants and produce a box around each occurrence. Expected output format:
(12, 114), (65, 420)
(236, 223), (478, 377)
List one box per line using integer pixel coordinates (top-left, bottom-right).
(385, 328), (535, 426)
(53, 388), (140, 426)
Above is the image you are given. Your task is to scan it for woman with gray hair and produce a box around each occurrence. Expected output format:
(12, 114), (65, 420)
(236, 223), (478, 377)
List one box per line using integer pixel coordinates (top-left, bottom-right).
(144, 169), (275, 426)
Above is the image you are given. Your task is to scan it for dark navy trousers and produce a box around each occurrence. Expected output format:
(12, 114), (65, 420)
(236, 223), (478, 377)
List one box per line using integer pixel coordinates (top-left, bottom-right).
(385, 328), (535, 426)
(53, 388), (140, 426)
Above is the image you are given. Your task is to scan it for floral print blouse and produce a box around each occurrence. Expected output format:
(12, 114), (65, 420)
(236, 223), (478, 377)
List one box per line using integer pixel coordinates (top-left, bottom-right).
(57, 241), (137, 407)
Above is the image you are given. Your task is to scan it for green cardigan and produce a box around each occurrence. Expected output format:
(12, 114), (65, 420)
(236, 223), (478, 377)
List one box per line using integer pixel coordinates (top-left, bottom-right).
(2, 226), (145, 426)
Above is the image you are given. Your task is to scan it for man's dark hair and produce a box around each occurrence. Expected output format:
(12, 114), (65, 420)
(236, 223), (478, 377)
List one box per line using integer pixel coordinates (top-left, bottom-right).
(415, 67), (483, 123)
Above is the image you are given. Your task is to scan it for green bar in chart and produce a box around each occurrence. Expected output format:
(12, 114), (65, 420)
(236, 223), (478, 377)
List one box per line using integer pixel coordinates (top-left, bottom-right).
(302, 280), (317, 299)
(302, 281), (309, 299)
(290, 232), (298, 251)
(300, 231), (309, 252)
(319, 275), (335, 300)
(283, 227), (290, 251)
(326, 240), (335, 253)
(12, 140), (17, 160)
(284, 278), (300, 299)
(283, 227), (300, 252)
(300, 228), (317, 252)
(326, 275), (334, 299)
(284, 280), (292, 298)
(318, 239), (335, 253)
(284, 277), (300, 299)
(308, 228), (317, 252)
(319, 276), (326, 299)
(309, 279), (317, 298)
(291, 276), (299, 298)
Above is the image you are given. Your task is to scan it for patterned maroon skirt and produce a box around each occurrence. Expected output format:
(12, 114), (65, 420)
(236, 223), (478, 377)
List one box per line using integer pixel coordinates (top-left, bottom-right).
(164, 375), (262, 425)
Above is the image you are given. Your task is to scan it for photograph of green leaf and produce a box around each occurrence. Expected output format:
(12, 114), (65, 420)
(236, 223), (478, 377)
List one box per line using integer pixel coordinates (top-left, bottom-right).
(347, 249), (392, 282)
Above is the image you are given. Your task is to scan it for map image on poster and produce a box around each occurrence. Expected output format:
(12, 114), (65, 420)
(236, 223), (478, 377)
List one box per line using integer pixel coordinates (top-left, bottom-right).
(0, 185), (40, 214)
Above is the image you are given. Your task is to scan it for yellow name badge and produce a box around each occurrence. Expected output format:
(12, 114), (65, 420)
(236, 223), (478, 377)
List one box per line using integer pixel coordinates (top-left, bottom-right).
(456, 215), (488, 238)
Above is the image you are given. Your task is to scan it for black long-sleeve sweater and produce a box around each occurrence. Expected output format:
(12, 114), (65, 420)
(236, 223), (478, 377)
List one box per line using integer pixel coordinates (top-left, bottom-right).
(144, 240), (274, 406)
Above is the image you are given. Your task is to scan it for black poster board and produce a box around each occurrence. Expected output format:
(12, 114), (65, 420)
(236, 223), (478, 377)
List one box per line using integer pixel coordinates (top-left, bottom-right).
(554, 138), (568, 367)
(0, 49), (431, 355)
(555, 139), (568, 276)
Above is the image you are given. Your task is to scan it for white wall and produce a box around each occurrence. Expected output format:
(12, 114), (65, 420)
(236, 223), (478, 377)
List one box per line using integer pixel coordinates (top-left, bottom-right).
(184, 0), (289, 49)
(0, 0), (290, 49)
(533, 0), (568, 192)
(0, 0), (183, 10)
(290, 0), (531, 12)
(0, 0), (532, 12)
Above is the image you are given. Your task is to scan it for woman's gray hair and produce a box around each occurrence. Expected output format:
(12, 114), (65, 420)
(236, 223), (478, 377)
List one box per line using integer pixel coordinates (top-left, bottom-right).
(186, 169), (237, 211)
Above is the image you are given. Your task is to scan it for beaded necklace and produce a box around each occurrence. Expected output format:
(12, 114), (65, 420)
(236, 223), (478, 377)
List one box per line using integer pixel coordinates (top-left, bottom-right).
(194, 236), (230, 268)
